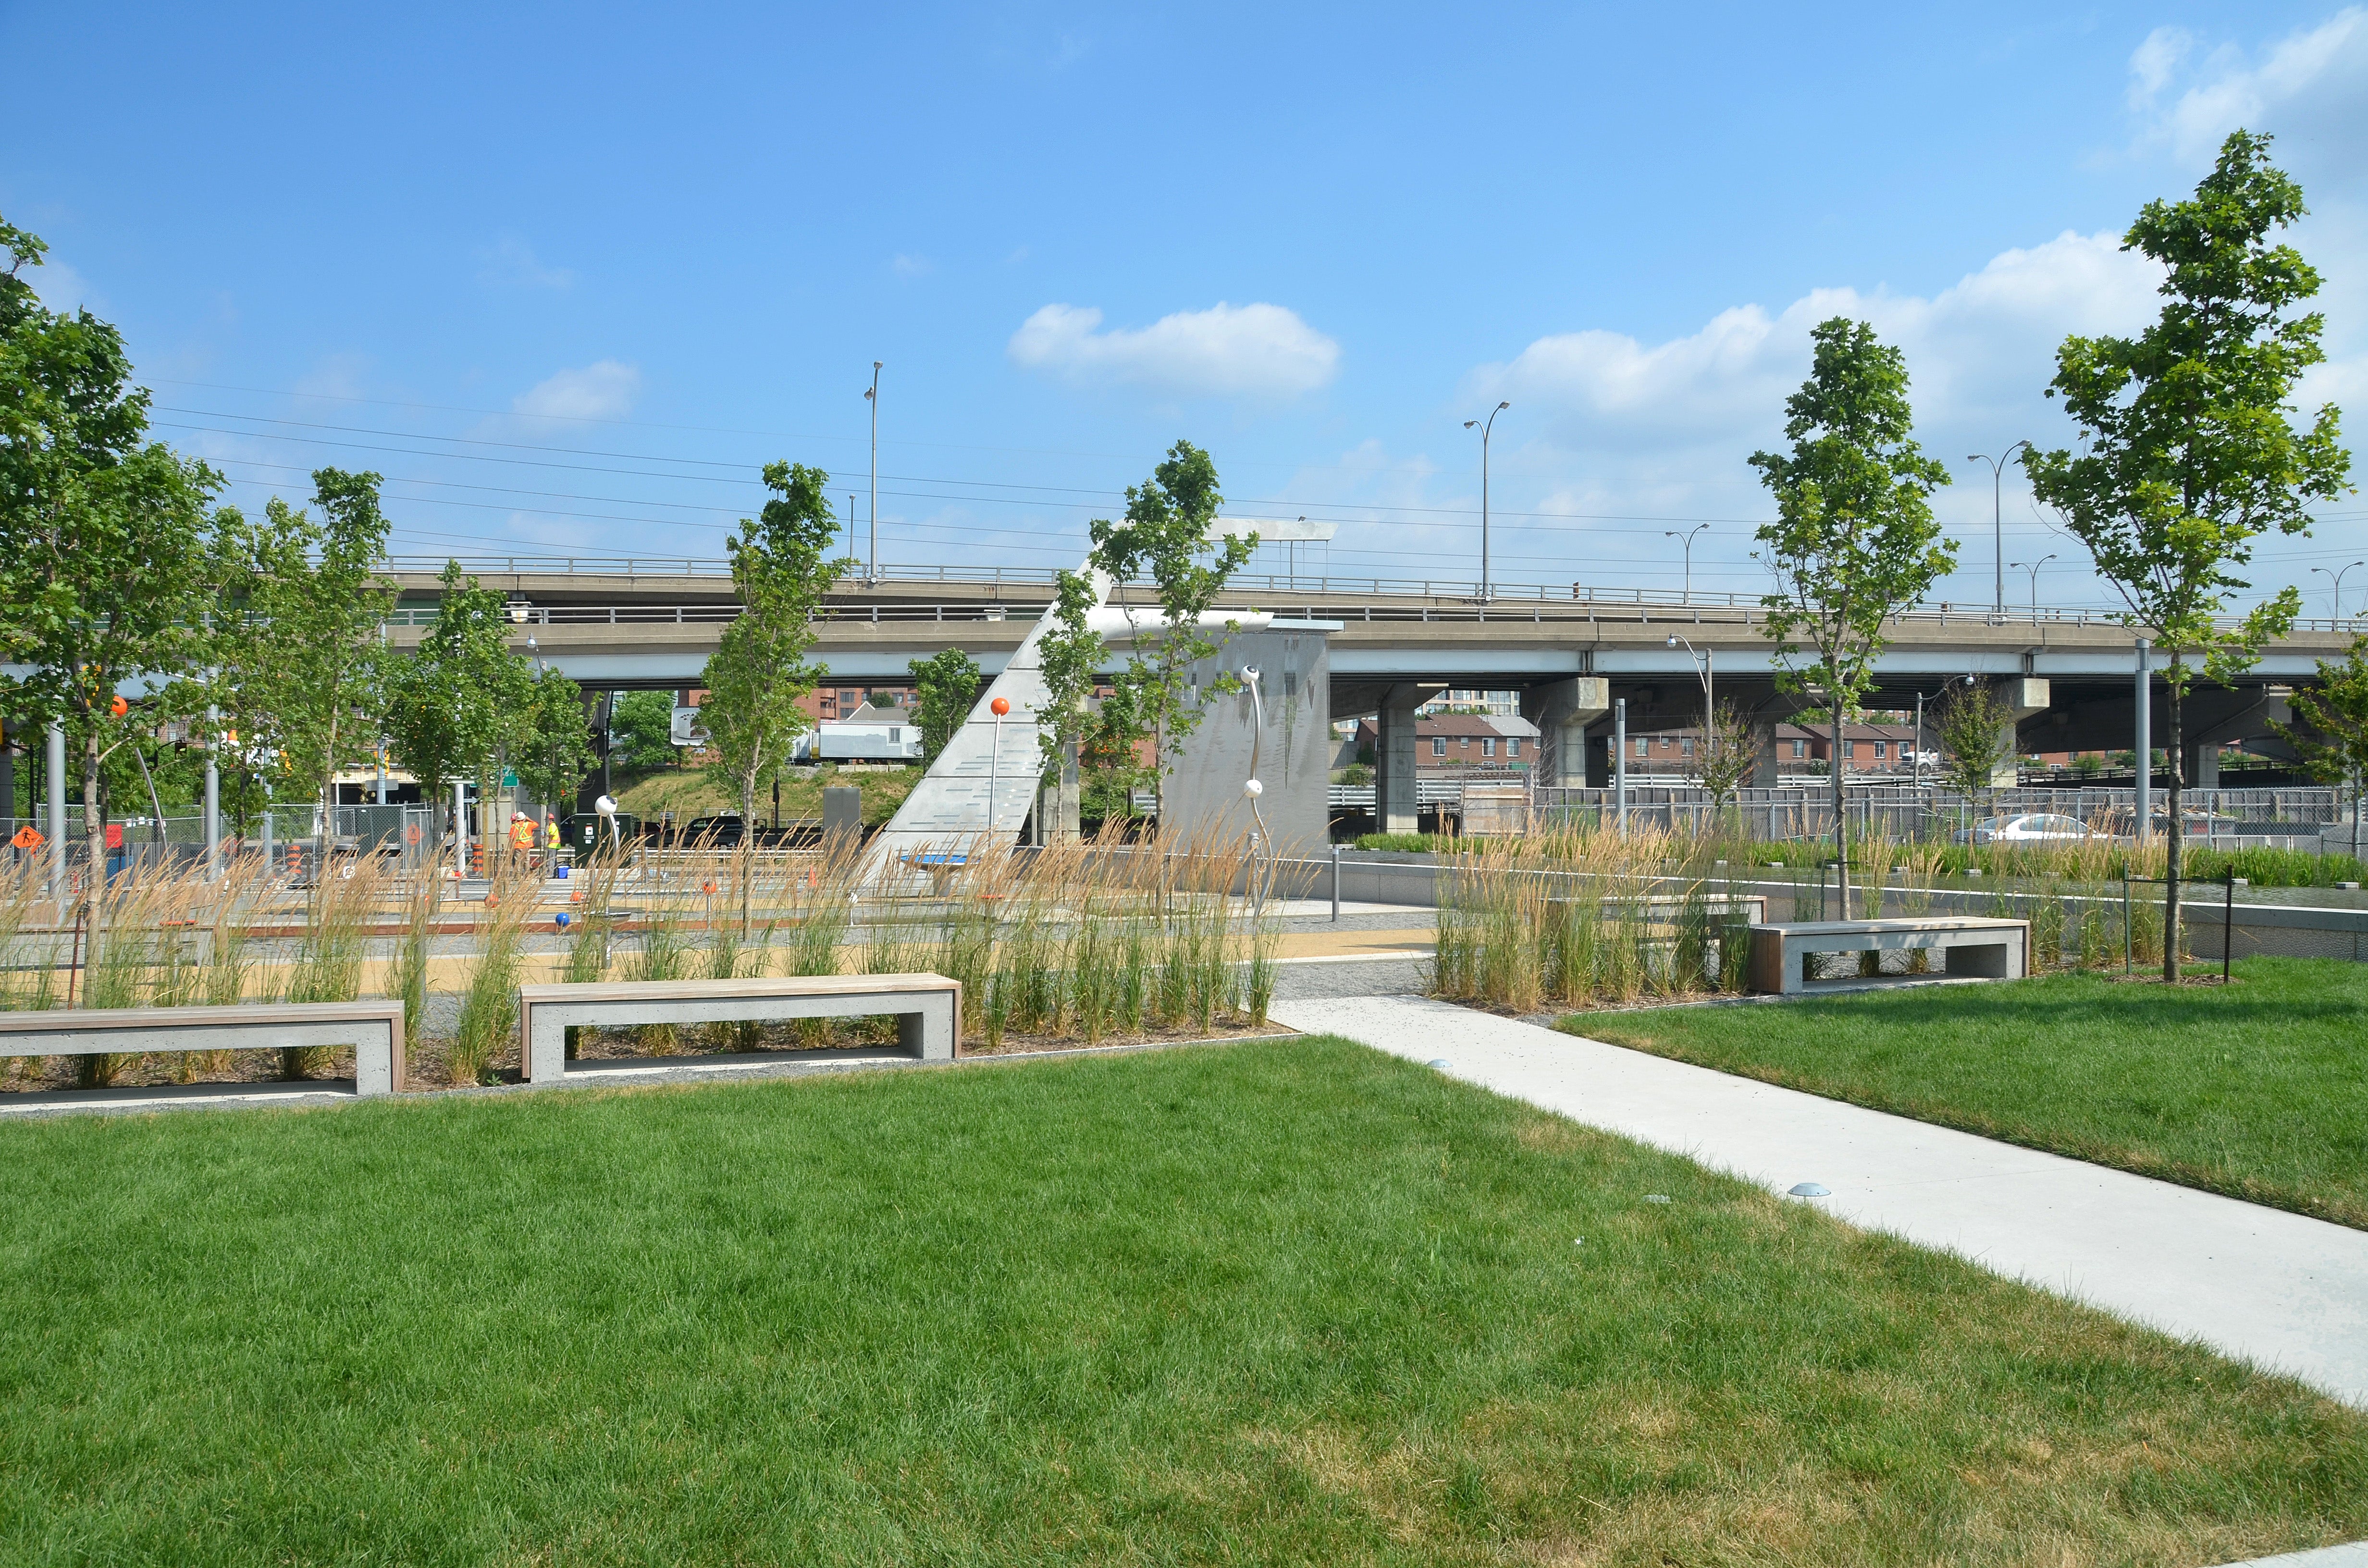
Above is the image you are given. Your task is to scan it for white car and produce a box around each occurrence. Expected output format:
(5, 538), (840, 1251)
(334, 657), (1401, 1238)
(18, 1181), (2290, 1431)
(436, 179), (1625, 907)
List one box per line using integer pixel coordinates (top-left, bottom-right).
(1956, 812), (2098, 845)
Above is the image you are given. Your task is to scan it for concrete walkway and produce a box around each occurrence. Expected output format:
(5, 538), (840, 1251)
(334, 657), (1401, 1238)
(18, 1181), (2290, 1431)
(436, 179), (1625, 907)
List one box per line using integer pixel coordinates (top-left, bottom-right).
(1271, 995), (2368, 1410)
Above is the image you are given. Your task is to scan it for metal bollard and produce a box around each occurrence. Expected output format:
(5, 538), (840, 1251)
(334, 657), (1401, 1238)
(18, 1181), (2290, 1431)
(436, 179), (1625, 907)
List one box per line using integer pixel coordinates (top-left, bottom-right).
(1331, 843), (1342, 922)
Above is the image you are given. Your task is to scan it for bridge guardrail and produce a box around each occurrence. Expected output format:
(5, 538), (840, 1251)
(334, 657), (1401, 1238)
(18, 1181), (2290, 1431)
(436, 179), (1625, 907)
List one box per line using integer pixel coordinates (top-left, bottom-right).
(376, 557), (2368, 637)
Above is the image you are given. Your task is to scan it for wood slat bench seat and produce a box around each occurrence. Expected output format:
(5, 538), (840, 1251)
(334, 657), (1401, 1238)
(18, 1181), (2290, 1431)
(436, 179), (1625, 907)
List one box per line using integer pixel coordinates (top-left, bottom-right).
(0, 1001), (407, 1095)
(517, 974), (962, 1085)
(1747, 917), (2029, 995)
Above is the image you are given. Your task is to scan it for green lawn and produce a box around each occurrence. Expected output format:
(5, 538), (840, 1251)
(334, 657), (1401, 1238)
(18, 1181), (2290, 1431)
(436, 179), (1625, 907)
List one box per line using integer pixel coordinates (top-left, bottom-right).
(1576, 956), (2368, 1229)
(2, 1039), (2362, 1565)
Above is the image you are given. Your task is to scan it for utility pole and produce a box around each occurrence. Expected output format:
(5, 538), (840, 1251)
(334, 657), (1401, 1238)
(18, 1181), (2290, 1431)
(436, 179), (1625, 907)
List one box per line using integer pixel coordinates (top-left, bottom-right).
(1463, 402), (1509, 602)
(1967, 443), (2032, 617)
(2134, 638), (2152, 844)
(864, 362), (882, 587)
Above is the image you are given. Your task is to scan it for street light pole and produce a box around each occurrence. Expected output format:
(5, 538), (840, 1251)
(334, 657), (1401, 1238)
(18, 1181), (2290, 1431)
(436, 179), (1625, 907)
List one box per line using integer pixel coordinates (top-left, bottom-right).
(1967, 442), (2032, 617)
(864, 362), (882, 587)
(1463, 401), (1509, 602)
(2009, 554), (2056, 623)
(1665, 525), (1707, 603)
(2312, 560), (2364, 622)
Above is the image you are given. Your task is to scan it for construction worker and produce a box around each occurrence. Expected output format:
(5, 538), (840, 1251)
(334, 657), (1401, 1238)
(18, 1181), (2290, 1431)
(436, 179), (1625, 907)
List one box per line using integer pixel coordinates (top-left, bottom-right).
(544, 813), (562, 869)
(508, 810), (536, 869)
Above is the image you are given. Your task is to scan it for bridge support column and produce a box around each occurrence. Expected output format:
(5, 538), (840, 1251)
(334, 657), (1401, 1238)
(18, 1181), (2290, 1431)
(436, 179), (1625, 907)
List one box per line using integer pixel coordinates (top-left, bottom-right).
(1375, 684), (1435, 835)
(1749, 715), (1781, 789)
(2185, 741), (2220, 790)
(1989, 678), (2050, 787)
(1521, 677), (1609, 787)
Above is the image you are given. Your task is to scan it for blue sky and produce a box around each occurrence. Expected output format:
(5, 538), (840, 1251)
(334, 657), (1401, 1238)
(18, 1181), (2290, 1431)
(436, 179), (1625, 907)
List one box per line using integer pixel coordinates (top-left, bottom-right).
(4, 1), (2364, 611)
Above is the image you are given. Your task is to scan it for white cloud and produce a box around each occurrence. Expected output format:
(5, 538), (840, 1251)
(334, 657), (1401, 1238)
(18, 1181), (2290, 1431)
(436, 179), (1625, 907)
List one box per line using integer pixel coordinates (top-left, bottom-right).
(1009, 301), (1340, 399)
(890, 253), (933, 279)
(1480, 230), (2163, 456)
(477, 235), (575, 290)
(2128, 7), (2368, 169)
(512, 360), (641, 421)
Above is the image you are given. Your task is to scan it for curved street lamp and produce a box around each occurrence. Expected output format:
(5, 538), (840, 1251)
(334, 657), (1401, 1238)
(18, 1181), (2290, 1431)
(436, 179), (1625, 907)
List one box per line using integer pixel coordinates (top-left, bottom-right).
(2009, 554), (2056, 623)
(1463, 402), (1510, 602)
(1665, 525), (1708, 603)
(1967, 442), (2033, 617)
(2312, 560), (2365, 623)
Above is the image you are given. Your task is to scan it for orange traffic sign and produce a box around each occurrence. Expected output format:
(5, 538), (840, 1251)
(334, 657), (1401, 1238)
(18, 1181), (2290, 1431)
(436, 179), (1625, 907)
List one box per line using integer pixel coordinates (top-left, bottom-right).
(10, 826), (41, 851)
(404, 822), (424, 845)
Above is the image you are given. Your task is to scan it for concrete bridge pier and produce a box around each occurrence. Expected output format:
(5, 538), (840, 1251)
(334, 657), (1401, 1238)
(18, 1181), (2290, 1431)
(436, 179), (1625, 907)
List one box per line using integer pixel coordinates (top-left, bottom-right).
(1992, 677), (2052, 786)
(1520, 676), (1610, 787)
(1374, 683), (1442, 833)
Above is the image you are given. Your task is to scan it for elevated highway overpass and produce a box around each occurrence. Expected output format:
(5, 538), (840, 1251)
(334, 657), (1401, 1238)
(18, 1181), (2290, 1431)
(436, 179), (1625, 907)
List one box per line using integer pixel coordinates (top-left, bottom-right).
(387, 557), (2361, 797)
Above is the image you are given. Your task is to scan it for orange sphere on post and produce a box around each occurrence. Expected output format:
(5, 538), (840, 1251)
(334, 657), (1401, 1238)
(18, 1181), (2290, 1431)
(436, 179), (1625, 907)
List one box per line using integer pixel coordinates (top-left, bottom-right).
(990, 697), (1010, 716)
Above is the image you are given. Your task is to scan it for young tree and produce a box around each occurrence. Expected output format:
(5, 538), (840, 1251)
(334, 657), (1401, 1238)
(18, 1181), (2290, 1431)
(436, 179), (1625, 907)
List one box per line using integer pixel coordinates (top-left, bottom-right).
(1031, 567), (1107, 838)
(1085, 441), (1256, 825)
(698, 462), (840, 931)
(2026, 130), (2350, 979)
(206, 470), (395, 855)
(1930, 679), (2015, 800)
(0, 216), (220, 908)
(515, 666), (595, 828)
(1752, 318), (1955, 917)
(2275, 639), (2368, 858)
(381, 563), (532, 859)
(1688, 700), (1760, 814)
(907, 647), (982, 769)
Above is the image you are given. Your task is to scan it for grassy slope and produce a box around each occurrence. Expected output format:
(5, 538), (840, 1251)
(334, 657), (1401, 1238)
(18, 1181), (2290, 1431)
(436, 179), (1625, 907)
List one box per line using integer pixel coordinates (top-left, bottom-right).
(1, 1041), (2361, 1565)
(1577, 956), (2368, 1229)
(616, 762), (920, 825)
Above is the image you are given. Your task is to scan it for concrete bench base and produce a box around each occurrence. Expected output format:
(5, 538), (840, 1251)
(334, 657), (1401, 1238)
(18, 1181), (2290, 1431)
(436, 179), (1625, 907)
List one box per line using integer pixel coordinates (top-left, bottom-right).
(0, 1001), (407, 1095)
(517, 975), (962, 1085)
(1748, 918), (2029, 995)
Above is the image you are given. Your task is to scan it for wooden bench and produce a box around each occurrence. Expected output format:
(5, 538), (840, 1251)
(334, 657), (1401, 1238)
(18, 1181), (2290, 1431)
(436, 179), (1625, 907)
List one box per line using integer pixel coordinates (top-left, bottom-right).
(0, 1000), (407, 1096)
(517, 974), (962, 1085)
(1747, 917), (2029, 995)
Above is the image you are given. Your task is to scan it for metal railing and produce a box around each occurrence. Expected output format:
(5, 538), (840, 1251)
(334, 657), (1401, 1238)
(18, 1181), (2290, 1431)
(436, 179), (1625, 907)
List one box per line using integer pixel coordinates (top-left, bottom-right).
(373, 556), (2368, 637)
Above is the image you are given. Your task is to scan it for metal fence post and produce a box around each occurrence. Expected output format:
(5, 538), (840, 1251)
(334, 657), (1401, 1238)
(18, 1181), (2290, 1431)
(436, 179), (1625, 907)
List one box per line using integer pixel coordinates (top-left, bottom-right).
(1331, 843), (1342, 922)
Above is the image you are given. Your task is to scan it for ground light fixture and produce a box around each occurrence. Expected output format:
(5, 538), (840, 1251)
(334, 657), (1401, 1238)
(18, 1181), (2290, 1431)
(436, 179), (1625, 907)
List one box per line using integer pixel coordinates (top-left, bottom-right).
(1240, 666), (1270, 919)
(987, 695), (1009, 834)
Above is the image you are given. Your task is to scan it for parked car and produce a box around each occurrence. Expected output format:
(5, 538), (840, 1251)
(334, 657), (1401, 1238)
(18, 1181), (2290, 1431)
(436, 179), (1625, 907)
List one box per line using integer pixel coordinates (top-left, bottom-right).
(681, 813), (746, 847)
(1955, 812), (2098, 845)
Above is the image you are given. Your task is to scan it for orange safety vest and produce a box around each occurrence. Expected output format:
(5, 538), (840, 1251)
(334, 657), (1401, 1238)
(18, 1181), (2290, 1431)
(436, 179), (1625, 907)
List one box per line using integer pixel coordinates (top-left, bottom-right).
(509, 818), (536, 850)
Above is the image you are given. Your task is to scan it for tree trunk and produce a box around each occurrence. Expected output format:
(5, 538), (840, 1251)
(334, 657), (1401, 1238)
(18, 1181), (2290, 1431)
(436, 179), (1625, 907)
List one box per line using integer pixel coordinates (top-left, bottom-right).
(2163, 676), (2183, 982)
(1830, 703), (1850, 920)
(81, 730), (104, 954)
(738, 771), (758, 940)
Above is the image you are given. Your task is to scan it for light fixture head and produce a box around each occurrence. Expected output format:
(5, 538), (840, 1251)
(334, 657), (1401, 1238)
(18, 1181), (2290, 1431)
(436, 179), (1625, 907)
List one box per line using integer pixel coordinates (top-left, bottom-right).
(1463, 420), (1478, 429)
(1497, 400), (1510, 411)
(873, 360), (883, 370)
(1243, 778), (1263, 799)
(1666, 635), (1678, 648)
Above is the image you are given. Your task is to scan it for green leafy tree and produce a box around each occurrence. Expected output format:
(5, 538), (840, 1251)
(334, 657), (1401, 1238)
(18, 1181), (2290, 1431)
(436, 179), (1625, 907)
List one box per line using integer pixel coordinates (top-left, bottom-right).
(382, 563), (533, 856)
(0, 215), (220, 907)
(699, 462), (841, 930)
(1031, 567), (1107, 838)
(205, 470), (395, 846)
(907, 647), (982, 769)
(1688, 700), (1760, 814)
(2276, 638), (2368, 858)
(608, 690), (678, 772)
(1086, 441), (1256, 825)
(1752, 318), (1955, 917)
(516, 665), (595, 826)
(1930, 679), (2015, 799)
(2026, 130), (2350, 978)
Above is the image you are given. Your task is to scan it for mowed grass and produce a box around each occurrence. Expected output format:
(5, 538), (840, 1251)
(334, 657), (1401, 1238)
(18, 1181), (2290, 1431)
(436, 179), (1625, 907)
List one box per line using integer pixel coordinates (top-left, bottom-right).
(1576, 956), (2368, 1229)
(2, 1040), (2363, 1565)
